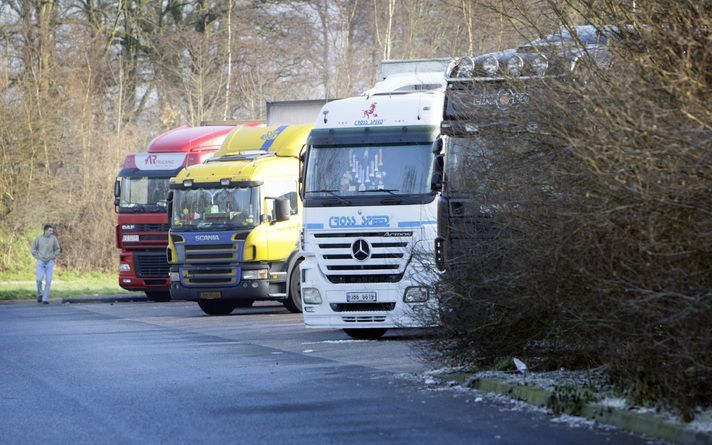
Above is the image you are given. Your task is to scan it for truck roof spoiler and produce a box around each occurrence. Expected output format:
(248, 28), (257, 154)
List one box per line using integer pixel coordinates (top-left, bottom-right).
(199, 120), (263, 127)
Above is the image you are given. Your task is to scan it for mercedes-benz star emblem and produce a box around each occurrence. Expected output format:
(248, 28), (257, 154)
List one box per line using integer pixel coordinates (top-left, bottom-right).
(351, 239), (371, 261)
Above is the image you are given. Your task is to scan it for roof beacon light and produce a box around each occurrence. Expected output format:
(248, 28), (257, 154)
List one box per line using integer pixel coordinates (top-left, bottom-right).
(458, 57), (475, 78)
(482, 55), (499, 76)
(507, 55), (524, 76)
(531, 55), (549, 76)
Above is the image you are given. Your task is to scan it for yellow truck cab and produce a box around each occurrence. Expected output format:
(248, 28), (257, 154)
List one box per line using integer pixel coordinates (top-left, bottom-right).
(167, 124), (311, 315)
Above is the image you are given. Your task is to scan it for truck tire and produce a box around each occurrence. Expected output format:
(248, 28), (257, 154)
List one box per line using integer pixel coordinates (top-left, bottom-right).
(198, 300), (235, 316)
(283, 259), (303, 313)
(233, 299), (254, 308)
(343, 328), (388, 340)
(145, 290), (171, 302)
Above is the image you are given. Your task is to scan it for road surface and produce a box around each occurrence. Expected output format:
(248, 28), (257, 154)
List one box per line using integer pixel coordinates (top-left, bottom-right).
(0, 300), (652, 444)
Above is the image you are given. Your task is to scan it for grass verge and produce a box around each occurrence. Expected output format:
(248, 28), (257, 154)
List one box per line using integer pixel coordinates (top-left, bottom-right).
(0, 272), (133, 300)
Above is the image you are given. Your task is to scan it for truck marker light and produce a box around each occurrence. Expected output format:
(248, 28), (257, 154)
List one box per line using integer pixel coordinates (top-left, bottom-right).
(183, 179), (193, 187)
(220, 178), (230, 186)
(122, 278), (132, 284)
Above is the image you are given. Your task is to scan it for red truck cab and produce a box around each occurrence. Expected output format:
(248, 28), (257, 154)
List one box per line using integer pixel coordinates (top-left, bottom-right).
(114, 125), (240, 300)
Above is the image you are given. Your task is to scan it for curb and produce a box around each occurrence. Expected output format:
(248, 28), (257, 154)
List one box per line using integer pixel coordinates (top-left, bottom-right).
(444, 373), (712, 445)
(62, 294), (148, 304)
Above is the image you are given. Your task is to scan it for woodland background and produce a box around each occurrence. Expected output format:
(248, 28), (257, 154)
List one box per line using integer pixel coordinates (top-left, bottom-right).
(0, 0), (535, 272)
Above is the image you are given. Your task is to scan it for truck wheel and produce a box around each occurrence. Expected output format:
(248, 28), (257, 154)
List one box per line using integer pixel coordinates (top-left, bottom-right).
(283, 259), (303, 313)
(233, 300), (254, 308)
(145, 290), (171, 302)
(343, 329), (388, 340)
(198, 300), (235, 316)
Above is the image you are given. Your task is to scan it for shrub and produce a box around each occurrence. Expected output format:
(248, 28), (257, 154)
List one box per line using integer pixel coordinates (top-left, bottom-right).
(434, 0), (712, 418)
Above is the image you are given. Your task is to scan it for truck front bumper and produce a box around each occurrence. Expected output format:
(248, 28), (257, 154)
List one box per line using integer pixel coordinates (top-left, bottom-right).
(168, 264), (285, 302)
(169, 279), (271, 302)
(299, 256), (440, 329)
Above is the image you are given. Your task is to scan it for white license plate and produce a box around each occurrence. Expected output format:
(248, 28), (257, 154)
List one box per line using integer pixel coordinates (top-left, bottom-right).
(122, 234), (139, 242)
(346, 292), (377, 303)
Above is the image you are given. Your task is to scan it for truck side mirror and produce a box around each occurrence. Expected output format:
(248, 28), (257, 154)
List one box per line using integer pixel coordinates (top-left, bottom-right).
(274, 197), (291, 223)
(114, 179), (121, 197)
(431, 154), (444, 192)
(431, 137), (443, 154)
(166, 191), (174, 224)
(298, 146), (309, 200)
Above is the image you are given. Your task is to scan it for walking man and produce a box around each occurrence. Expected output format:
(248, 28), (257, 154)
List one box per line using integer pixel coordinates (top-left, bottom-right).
(30, 224), (61, 304)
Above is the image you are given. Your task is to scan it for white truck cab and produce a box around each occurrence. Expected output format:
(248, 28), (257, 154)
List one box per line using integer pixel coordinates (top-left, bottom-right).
(300, 73), (445, 339)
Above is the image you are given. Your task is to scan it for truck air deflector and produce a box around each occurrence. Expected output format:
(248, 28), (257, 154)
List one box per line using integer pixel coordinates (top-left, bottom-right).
(170, 180), (263, 189)
(308, 126), (437, 146)
(118, 168), (183, 178)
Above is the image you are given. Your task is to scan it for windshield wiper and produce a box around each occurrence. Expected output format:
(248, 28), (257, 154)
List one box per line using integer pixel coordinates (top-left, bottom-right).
(357, 188), (401, 197)
(306, 189), (352, 205)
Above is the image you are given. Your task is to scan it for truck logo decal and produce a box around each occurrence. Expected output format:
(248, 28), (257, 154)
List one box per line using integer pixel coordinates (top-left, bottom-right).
(354, 102), (383, 126)
(362, 102), (378, 119)
(383, 231), (411, 237)
(260, 125), (288, 151)
(328, 215), (390, 228)
(472, 88), (529, 110)
(351, 239), (371, 261)
(134, 153), (187, 170)
(195, 235), (220, 241)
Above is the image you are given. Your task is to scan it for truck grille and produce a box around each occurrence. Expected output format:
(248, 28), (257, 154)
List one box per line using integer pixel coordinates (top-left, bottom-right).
(125, 223), (170, 232)
(330, 303), (396, 312)
(138, 234), (168, 241)
(342, 316), (387, 323)
(183, 244), (237, 262)
(134, 252), (170, 278)
(326, 274), (403, 284)
(313, 231), (413, 281)
(121, 223), (169, 247)
(181, 266), (238, 287)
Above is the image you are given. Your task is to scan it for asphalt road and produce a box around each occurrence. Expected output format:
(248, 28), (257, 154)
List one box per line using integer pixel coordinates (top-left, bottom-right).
(0, 299), (652, 444)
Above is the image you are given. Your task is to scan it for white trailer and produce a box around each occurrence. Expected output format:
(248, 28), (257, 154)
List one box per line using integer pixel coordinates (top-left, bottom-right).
(266, 100), (330, 125)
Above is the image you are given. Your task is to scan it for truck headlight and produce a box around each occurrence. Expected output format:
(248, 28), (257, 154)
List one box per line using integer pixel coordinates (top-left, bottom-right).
(404, 286), (429, 303)
(302, 287), (322, 304)
(119, 264), (131, 272)
(169, 272), (180, 282)
(242, 269), (268, 280)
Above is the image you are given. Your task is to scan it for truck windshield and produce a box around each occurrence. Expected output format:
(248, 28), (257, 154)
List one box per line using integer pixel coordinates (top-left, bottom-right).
(305, 144), (433, 197)
(444, 137), (492, 196)
(171, 187), (260, 230)
(119, 177), (170, 212)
